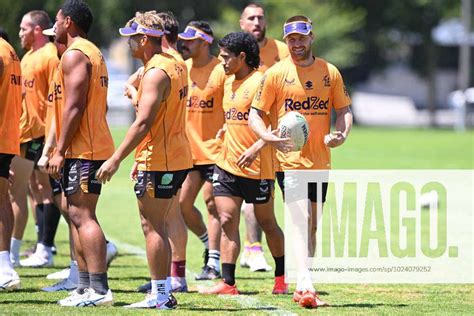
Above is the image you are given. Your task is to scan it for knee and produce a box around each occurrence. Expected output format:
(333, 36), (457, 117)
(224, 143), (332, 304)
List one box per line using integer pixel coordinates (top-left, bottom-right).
(258, 218), (277, 234)
(205, 197), (216, 213)
(219, 212), (235, 231)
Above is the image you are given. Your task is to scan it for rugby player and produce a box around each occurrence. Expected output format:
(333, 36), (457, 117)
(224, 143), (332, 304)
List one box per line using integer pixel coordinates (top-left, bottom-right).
(11, 10), (60, 268)
(97, 10), (192, 309)
(178, 20), (225, 280)
(48, 0), (114, 306)
(199, 32), (287, 295)
(239, 2), (289, 271)
(0, 34), (22, 291)
(127, 11), (191, 294)
(249, 15), (353, 308)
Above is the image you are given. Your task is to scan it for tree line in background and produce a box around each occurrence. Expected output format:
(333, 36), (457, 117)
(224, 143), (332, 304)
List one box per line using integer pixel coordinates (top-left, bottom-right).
(0, 0), (469, 89)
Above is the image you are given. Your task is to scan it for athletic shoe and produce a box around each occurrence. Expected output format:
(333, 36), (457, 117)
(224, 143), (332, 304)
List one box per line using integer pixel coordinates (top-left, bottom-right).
(195, 265), (221, 281)
(20, 252), (53, 268)
(42, 278), (77, 292)
(106, 241), (118, 267)
(272, 276), (288, 294)
(171, 278), (188, 293)
(52, 245), (57, 255)
(20, 244), (36, 257)
(199, 280), (239, 295)
(59, 288), (113, 307)
(156, 294), (177, 310)
(0, 273), (20, 291)
(47, 268), (71, 280)
(124, 293), (157, 308)
(248, 251), (272, 272)
(137, 281), (151, 293)
(239, 243), (251, 268)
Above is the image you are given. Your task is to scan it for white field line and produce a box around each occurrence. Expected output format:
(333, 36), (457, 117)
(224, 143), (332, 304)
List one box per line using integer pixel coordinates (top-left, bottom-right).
(107, 237), (296, 315)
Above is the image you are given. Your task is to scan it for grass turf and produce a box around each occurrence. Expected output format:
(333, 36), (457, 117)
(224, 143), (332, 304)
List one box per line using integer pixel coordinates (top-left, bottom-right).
(1, 126), (473, 315)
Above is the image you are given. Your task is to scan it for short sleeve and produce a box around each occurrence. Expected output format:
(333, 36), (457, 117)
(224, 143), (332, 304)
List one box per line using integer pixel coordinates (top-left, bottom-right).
(330, 65), (351, 109)
(252, 70), (277, 114)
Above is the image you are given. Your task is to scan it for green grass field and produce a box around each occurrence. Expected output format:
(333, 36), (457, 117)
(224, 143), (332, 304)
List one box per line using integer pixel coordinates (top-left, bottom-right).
(1, 126), (473, 315)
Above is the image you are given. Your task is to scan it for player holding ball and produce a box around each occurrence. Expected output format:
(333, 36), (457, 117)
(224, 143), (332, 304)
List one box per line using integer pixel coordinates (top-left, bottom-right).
(249, 15), (353, 308)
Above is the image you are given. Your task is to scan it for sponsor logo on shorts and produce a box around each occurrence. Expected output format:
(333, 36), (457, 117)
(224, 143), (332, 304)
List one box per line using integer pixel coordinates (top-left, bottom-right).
(161, 173), (174, 185)
(158, 185), (173, 189)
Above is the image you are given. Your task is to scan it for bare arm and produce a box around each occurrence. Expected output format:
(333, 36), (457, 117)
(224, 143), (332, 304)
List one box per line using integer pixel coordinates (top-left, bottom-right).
(324, 105), (353, 148)
(248, 107), (292, 153)
(48, 50), (90, 178)
(0, 58), (4, 78)
(37, 120), (57, 173)
(96, 68), (170, 183)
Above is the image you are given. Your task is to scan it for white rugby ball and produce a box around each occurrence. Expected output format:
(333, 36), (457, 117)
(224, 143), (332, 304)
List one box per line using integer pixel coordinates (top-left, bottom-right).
(279, 111), (309, 151)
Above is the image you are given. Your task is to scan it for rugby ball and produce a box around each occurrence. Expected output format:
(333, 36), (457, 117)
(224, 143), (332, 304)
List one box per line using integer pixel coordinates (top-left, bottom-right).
(279, 111), (309, 151)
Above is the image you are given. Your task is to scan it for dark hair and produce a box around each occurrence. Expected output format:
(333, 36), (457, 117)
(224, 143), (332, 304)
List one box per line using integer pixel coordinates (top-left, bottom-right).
(157, 11), (178, 44)
(61, 0), (93, 34)
(0, 27), (9, 42)
(27, 10), (52, 30)
(188, 20), (213, 37)
(218, 32), (260, 69)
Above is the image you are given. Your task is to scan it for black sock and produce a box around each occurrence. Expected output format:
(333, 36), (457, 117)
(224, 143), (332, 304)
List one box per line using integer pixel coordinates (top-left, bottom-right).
(222, 263), (236, 286)
(36, 204), (45, 243)
(77, 271), (90, 294)
(90, 272), (109, 295)
(274, 256), (285, 277)
(41, 203), (61, 247)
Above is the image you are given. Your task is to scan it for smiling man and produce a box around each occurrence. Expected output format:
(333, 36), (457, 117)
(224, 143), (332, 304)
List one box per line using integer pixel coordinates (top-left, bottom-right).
(249, 15), (353, 308)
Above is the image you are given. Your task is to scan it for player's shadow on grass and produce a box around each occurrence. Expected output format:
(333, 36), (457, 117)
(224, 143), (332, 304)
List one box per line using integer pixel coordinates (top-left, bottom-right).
(109, 289), (141, 294)
(0, 300), (55, 305)
(179, 306), (279, 312)
(236, 276), (273, 281)
(332, 303), (409, 308)
(108, 276), (149, 281)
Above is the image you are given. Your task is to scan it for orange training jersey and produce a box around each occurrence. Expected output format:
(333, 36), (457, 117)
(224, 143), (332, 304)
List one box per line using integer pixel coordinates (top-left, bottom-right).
(135, 53), (192, 171)
(216, 70), (273, 180)
(56, 38), (114, 160)
(258, 38), (289, 72)
(0, 38), (21, 155)
(45, 65), (61, 139)
(252, 57), (351, 170)
(185, 57), (225, 165)
(20, 42), (59, 142)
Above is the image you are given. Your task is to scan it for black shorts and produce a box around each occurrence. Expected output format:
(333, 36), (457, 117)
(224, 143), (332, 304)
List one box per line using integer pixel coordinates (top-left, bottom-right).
(49, 176), (63, 196)
(21, 137), (44, 165)
(212, 165), (274, 204)
(276, 171), (328, 203)
(190, 164), (215, 182)
(62, 159), (104, 197)
(134, 170), (188, 199)
(0, 153), (14, 179)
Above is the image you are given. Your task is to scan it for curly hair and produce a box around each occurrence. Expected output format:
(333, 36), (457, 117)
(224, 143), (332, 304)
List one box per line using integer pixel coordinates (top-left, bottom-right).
(218, 32), (259, 69)
(125, 11), (164, 45)
(60, 0), (93, 34)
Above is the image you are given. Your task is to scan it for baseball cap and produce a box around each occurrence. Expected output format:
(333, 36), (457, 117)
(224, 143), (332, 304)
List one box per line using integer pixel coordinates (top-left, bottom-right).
(42, 27), (55, 36)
